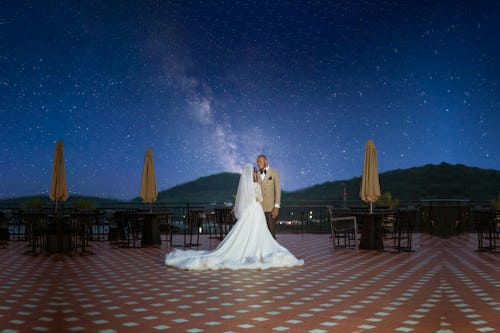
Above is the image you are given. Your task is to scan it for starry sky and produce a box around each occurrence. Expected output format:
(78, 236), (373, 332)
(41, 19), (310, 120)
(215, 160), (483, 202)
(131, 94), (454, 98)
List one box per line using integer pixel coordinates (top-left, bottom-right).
(1, 1), (499, 200)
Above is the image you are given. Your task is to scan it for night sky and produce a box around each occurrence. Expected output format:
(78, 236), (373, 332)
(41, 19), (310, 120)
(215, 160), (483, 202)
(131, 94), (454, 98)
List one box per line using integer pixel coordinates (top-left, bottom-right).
(1, 1), (499, 200)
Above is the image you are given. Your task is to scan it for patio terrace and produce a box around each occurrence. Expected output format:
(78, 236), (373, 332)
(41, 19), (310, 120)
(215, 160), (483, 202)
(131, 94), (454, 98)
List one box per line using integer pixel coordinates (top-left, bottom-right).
(0, 232), (498, 333)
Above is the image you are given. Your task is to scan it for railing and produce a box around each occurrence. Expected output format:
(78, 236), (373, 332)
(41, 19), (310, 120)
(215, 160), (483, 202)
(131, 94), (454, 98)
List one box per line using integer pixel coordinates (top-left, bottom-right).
(1, 200), (496, 238)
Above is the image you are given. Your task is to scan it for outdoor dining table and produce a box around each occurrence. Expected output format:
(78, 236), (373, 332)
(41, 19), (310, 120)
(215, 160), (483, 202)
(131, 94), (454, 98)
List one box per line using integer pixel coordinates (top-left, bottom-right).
(0, 212), (9, 244)
(351, 211), (392, 250)
(46, 214), (71, 253)
(136, 211), (170, 246)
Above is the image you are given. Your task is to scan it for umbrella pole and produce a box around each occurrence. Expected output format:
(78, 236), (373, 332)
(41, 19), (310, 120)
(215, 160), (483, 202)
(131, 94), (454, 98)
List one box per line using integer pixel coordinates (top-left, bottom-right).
(370, 202), (373, 214)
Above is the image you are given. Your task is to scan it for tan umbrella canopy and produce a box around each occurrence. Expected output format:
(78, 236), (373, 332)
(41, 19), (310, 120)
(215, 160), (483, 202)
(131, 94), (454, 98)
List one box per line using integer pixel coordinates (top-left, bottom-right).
(49, 140), (69, 212)
(360, 139), (381, 213)
(140, 148), (158, 211)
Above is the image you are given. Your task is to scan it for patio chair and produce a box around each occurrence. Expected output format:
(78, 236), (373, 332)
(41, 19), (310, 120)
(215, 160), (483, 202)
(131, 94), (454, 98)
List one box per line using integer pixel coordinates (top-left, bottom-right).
(70, 211), (94, 252)
(89, 210), (107, 241)
(0, 211), (8, 247)
(111, 210), (142, 248)
(126, 211), (144, 248)
(22, 210), (49, 254)
(381, 214), (395, 239)
(184, 209), (204, 246)
(205, 210), (220, 239)
(157, 211), (174, 244)
(10, 210), (27, 241)
(472, 206), (497, 252)
(214, 208), (235, 241)
(109, 211), (123, 246)
(392, 207), (417, 252)
(326, 206), (358, 250)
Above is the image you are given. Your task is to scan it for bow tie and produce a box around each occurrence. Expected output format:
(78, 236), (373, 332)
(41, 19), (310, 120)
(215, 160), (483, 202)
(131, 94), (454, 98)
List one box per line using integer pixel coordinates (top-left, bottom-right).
(260, 169), (267, 175)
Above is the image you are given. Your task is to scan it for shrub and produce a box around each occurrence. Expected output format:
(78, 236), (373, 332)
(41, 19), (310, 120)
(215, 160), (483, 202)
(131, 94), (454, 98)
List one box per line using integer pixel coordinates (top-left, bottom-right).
(22, 197), (47, 209)
(72, 197), (96, 210)
(376, 192), (399, 210)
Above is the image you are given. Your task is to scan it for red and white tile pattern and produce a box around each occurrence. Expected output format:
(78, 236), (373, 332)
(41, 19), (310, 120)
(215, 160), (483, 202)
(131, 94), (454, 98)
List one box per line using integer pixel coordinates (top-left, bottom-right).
(0, 233), (498, 332)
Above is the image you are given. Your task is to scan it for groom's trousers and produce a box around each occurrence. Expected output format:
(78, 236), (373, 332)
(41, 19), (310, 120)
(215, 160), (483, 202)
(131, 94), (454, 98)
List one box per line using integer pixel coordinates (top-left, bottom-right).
(264, 212), (277, 238)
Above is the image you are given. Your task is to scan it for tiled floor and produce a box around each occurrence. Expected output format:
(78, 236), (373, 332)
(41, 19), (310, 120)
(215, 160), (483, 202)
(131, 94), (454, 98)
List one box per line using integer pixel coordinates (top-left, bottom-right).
(0, 233), (498, 333)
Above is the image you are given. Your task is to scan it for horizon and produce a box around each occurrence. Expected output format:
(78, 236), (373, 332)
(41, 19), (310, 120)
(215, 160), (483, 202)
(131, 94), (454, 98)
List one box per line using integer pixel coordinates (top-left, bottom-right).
(1, 161), (498, 201)
(2, 1), (499, 199)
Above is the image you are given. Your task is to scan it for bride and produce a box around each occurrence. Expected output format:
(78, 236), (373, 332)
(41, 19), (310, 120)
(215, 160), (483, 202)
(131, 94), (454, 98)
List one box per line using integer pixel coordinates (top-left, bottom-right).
(165, 163), (304, 270)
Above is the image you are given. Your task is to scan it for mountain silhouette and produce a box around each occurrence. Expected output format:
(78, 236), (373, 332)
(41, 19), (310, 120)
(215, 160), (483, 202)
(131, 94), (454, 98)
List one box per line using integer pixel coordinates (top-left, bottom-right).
(156, 172), (240, 203)
(155, 163), (499, 203)
(3, 163), (499, 205)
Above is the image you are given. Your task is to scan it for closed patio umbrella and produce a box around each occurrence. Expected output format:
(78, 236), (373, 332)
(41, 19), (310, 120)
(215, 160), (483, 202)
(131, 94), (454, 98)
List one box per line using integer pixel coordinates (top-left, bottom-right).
(360, 139), (381, 213)
(140, 148), (157, 212)
(49, 140), (69, 213)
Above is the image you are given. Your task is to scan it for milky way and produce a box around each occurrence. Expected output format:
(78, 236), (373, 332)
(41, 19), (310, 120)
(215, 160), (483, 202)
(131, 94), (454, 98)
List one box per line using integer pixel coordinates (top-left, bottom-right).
(1, 1), (499, 200)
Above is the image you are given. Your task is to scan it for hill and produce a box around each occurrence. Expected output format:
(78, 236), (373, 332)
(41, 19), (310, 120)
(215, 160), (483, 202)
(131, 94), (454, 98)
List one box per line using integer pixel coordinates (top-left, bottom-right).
(155, 172), (240, 203)
(154, 163), (499, 203)
(284, 162), (500, 202)
(148, 163), (500, 203)
(2, 163), (499, 205)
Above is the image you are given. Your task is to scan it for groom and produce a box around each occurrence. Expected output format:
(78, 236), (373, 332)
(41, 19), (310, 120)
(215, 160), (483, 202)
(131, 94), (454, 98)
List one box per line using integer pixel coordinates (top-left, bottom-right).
(256, 155), (281, 238)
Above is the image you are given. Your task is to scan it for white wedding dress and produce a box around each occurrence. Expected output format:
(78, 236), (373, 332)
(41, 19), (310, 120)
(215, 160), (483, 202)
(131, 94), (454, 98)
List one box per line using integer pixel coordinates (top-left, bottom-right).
(165, 164), (304, 270)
